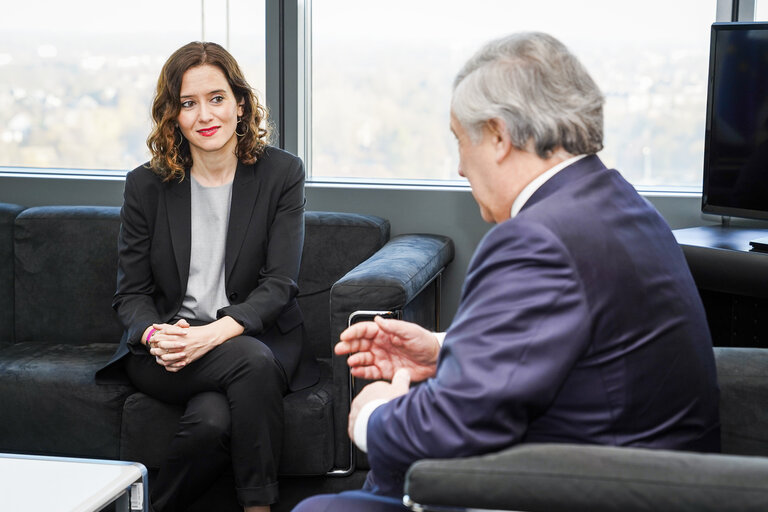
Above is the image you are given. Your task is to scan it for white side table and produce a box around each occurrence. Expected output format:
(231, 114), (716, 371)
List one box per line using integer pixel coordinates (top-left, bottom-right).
(0, 453), (148, 512)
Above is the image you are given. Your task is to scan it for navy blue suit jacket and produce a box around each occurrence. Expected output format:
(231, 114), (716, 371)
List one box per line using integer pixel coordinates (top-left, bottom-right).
(365, 155), (720, 496)
(97, 146), (318, 391)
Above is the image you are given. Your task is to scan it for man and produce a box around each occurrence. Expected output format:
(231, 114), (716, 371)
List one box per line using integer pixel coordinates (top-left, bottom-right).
(294, 32), (720, 511)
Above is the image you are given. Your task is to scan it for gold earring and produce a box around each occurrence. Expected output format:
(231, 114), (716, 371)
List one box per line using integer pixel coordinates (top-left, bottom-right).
(236, 119), (249, 137)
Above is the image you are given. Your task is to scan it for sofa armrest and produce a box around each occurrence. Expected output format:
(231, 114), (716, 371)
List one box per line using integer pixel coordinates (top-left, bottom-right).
(329, 233), (455, 473)
(331, 234), (454, 314)
(405, 443), (768, 512)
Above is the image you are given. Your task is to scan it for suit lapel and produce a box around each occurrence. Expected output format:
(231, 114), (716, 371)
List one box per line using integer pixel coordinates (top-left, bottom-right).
(225, 160), (261, 282)
(165, 173), (192, 291)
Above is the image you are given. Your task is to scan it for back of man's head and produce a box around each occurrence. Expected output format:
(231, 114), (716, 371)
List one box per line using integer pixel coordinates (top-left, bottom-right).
(452, 32), (605, 159)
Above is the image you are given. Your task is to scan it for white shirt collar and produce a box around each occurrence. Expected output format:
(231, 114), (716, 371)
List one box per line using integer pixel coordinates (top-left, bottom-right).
(510, 154), (587, 218)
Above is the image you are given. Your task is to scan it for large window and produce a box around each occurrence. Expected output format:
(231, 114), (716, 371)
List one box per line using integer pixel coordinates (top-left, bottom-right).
(310, 1), (717, 189)
(756, 0), (768, 19)
(0, 0), (265, 173)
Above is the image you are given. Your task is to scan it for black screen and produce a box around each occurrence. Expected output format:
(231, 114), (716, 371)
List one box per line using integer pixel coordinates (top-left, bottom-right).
(703, 23), (768, 220)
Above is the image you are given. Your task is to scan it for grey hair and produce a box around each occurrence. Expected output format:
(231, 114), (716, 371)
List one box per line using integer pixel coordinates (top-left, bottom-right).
(452, 32), (604, 158)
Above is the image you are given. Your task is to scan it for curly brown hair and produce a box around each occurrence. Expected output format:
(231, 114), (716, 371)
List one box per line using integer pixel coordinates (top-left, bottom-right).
(147, 41), (270, 182)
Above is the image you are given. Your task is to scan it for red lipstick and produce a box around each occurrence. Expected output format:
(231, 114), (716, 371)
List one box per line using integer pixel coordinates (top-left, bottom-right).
(198, 126), (220, 137)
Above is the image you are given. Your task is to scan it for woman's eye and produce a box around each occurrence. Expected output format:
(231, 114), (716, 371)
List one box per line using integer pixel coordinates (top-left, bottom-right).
(211, 95), (224, 104)
(181, 100), (194, 108)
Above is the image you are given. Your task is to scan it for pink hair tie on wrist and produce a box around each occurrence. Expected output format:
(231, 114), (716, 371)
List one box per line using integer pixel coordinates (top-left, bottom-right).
(146, 328), (158, 348)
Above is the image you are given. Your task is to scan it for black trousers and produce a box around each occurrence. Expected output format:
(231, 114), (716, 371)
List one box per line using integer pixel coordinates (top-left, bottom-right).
(125, 336), (288, 512)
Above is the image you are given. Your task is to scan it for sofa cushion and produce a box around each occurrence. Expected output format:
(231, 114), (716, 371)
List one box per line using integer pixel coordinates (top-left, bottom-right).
(14, 206), (124, 344)
(0, 342), (133, 459)
(0, 203), (23, 344)
(120, 359), (335, 475)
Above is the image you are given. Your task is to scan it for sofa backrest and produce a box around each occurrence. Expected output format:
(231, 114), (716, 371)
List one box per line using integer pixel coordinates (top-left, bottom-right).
(9, 204), (389, 355)
(300, 212), (389, 358)
(14, 206), (124, 344)
(0, 203), (25, 344)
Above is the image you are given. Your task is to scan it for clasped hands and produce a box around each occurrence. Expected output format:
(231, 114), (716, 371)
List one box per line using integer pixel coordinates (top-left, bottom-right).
(148, 317), (239, 372)
(335, 316), (441, 443)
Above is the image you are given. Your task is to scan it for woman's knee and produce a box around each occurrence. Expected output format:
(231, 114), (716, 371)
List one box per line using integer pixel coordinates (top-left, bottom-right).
(221, 337), (282, 377)
(181, 392), (231, 447)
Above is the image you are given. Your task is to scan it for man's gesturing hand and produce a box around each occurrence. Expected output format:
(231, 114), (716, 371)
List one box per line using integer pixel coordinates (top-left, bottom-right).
(335, 316), (440, 382)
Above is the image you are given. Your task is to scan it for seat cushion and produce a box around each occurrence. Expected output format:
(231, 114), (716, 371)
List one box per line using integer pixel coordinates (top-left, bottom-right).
(0, 342), (133, 459)
(120, 359), (334, 475)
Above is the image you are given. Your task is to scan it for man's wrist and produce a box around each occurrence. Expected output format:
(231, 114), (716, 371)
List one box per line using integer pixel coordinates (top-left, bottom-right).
(353, 399), (389, 453)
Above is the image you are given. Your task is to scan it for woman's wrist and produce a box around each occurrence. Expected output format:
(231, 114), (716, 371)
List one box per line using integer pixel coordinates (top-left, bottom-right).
(141, 325), (158, 350)
(212, 316), (245, 345)
(141, 325), (156, 347)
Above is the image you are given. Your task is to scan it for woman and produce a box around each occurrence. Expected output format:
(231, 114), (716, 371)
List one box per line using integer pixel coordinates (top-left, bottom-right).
(97, 41), (318, 512)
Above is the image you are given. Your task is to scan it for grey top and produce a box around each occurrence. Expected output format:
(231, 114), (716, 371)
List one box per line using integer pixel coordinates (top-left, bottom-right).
(177, 175), (233, 322)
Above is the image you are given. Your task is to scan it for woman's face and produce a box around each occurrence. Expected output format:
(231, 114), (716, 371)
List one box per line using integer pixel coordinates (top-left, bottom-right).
(176, 64), (244, 162)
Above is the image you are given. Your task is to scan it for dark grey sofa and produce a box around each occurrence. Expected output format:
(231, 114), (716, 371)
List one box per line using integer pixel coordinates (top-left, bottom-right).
(0, 202), (454, 510)
(404, 346), (768, 511)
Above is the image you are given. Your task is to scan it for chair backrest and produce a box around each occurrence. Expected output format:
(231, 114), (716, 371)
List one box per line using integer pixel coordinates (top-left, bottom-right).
(10, 205), (390, 354)
(715, 346), (768, 457)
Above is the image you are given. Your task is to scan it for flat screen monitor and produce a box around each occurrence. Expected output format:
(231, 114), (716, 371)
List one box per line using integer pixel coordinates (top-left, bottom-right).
(703, 22), (768, 220)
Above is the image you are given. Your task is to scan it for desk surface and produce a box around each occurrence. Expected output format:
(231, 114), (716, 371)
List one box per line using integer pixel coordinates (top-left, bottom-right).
(673, 225), (768, 252)
(0, 454), (146, 512)
(673, 225), (768, 297)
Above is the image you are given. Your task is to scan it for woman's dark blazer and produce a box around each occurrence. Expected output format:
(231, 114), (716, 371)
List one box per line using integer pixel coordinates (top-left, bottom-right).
(97, 146), (319, 391)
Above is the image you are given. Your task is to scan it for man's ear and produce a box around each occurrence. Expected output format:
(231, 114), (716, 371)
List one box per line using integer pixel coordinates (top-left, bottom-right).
(486, 118), (512, 163)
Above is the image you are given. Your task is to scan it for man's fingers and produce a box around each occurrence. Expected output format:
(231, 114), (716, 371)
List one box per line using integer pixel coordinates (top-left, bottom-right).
(334, 340), (355, 356)
(374, 316), (415, 340)
(347, 351), (375, 367)
(391, 368), (411, 391)
(350, 366), (383, 380)
(334, 336), (373, 356)
(340, 321), (379, 342)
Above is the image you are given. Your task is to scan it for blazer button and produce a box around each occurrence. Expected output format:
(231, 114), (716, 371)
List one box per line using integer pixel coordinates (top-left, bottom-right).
(228, 292), (238, 301)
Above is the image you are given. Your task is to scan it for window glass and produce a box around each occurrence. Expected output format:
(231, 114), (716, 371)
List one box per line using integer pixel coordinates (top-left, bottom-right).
(310, 0), (716, 188)
(0, 0), (265, 172)
(756, 1), (768, 20)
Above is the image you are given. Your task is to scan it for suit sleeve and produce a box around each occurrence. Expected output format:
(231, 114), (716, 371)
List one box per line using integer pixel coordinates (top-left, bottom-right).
(112, 170), (161, 349)
(366, 220), (593, 488)
(217, 156), (305, 334)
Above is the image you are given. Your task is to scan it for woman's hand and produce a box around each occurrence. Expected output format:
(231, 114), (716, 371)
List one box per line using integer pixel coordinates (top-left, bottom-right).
(148, 319), (189, 372)
(149, 316), (244, 372)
